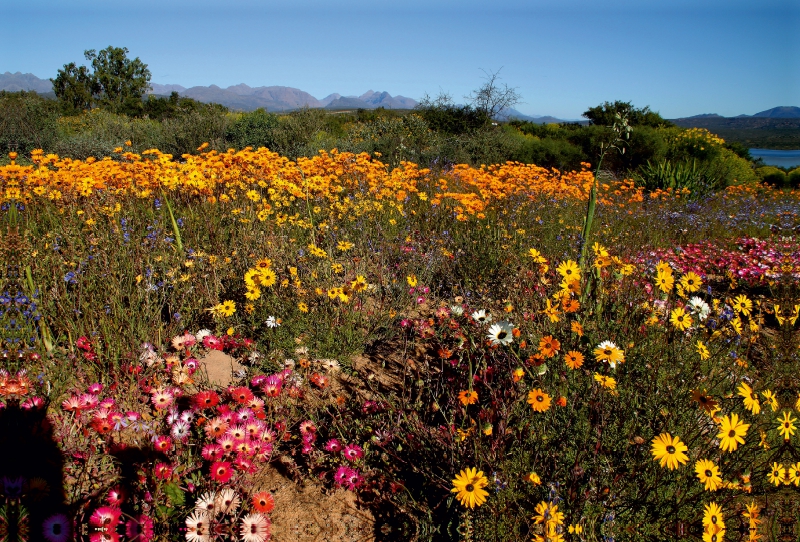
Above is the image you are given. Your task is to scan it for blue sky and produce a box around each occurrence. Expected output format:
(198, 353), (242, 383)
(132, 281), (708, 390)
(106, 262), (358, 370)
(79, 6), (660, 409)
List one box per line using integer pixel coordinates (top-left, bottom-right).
(3, 0), (798, 119)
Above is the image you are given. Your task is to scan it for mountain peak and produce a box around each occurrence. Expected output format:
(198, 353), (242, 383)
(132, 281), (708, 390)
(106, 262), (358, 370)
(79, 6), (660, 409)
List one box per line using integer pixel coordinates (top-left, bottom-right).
(751, 106), (800, 118)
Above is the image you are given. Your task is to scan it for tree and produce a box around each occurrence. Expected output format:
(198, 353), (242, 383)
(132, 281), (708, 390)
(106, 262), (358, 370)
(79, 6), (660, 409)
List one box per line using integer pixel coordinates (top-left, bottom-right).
(51, 62), (96, 113)
(415, 92), (490, 135)
(464, 68), (522, 120)
(582, 101), (673, 128)
(52, 47), (151, 114)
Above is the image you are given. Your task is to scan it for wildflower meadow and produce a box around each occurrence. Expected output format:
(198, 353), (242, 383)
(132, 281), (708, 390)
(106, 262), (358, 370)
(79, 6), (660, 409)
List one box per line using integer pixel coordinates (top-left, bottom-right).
(0, 138), (798, 542)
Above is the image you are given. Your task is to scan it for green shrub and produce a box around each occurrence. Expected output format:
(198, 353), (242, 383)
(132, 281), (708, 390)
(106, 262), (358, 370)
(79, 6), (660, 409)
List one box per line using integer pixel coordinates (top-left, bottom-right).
(506, 128), (585, 171)
(0, 91), (60, 156)
(757, 166), (788, 188)
(51, 133), (121, 160)
(160, 107), (229, 156)
(788, 167), (800, 189)
(225, 108), (280, 151)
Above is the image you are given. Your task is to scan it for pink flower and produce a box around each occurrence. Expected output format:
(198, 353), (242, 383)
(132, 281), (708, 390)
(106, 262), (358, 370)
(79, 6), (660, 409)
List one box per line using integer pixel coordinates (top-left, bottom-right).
(250, 375), (267, 387)
(62, 395), (82, 412)
(87, 382), (103, 394)
(202, 443), (224, 461)
(151, 389), (174, 410)
(299, 420), (316, 435)
(344, 469), (363, 490)
(324, 439), (342, 453)
(342, 444), (363, 462)
(153, 435), (173, 453)
(106, 485), (127, 506)
(21, 397), (45, 410)
(76, 336), (92, 351)
(89, 506), (121, 530)
(261, 375), (282, 397)
(203, 335), (223, 350)
(125, 514), (154, 542)
(333, 466), (352, 486)
(79, 393), (98, 409)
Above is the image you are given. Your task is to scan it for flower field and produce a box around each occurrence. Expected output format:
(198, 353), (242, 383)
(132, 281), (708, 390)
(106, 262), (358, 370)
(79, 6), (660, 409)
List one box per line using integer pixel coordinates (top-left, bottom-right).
(0, 146), (798, 542)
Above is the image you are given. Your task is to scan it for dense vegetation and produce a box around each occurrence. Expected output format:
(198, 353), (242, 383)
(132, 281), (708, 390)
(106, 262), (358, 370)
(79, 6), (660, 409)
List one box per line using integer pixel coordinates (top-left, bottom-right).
(4, 89), (797, 192)
(0, 48), (799, 542)
(0, 144), (798, 541)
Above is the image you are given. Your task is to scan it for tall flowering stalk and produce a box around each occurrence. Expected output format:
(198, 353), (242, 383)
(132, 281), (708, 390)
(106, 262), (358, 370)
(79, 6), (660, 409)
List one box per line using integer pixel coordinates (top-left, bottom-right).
(579, 112), (631, 308)
(579, 112), (631, 272)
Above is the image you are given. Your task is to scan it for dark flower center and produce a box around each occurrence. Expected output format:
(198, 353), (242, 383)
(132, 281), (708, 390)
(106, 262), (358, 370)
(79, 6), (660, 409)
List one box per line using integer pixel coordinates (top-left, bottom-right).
(705, 470), (713, 477)
(465, 484), (475, 492)
(497, 332), (507, 340)
(729, 430), (737, 437)
(666, 445), (675, 454)
(537, 395), (544, 402)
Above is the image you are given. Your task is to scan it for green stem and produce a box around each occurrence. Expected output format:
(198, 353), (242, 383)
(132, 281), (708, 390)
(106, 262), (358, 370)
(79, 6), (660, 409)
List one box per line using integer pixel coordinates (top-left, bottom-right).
(161, 190), (184, 256)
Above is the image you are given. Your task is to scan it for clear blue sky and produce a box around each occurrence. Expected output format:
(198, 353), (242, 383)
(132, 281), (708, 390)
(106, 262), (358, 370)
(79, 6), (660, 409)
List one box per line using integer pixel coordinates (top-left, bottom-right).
(3, 0), (798, 119)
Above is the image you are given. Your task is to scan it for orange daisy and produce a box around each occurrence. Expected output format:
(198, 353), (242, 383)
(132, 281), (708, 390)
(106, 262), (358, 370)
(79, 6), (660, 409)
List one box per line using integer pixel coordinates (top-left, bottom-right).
(527, 389), (552, 412)
(458, 389), (479, 406)
(564, 351), (585, 370)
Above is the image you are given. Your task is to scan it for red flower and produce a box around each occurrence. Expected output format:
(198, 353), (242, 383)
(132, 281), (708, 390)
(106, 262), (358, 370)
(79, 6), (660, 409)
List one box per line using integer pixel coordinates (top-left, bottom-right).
(91, 418), (113, 434)
(192, 390), (220, 410)
(210, 461), (233, 483)
(154, 462), (173, 480)
(229, 386), (255, 404)
(76, 336), (92, 351)
(251, 491), (275, 513)
(309, 372), (329, 389)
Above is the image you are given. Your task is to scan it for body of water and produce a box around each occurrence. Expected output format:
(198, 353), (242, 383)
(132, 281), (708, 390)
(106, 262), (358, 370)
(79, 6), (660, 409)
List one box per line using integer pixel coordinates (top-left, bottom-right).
(749, 148), (800, 169)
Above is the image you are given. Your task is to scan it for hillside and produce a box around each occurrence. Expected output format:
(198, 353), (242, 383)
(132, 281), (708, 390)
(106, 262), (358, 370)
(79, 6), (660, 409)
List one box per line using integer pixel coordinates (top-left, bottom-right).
(671, 116), (800, 149)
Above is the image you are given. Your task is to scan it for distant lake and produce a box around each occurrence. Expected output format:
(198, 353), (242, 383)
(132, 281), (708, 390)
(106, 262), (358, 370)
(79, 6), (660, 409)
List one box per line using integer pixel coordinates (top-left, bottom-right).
(749, 148), (800, 169)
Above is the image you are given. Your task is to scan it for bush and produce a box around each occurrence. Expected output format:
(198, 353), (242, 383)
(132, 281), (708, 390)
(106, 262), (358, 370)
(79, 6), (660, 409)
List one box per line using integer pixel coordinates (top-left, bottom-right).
(505, 128), (585, 171)
(788, 167), (800, 189)
(160, 107), (229, 156)
(0, 91), (60, 156)
(757, 166), (788, 188)
(224, 108), (280, 151)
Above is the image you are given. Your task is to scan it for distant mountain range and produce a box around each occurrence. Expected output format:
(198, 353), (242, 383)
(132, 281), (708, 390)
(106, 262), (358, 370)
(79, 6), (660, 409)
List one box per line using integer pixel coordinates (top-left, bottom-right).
(4, 72), (796, 123)
(0, 71), (575, 121)
(674, 106), (800, 120)
(148, 82), (419, 111)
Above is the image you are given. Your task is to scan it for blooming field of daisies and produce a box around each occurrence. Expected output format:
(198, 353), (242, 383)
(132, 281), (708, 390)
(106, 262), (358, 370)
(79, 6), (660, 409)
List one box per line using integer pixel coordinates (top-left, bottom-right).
(0, 145), (799, 542)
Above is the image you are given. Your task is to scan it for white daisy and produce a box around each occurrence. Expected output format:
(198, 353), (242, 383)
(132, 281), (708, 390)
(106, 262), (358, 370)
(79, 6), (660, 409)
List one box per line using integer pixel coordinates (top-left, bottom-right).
(471, 309), (492, 324)
(239, 513), (270, 542)
(171, 421), (191, 441)
(450, 305), (464, 316)
(687, 296), (711, 321)
(195, 329), (212, 341)
(317, 358), (340, 372)
(185, 511), (212, 541)
(265, 316), (280, 328)
(214, 487), (240, 515)
(487, 321), (514, 345)
(194, 491), (218, 514)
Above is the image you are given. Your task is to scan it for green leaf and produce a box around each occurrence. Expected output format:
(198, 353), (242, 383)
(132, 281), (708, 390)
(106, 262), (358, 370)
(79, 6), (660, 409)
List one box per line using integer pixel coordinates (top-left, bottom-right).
(164, 482), (185, 507)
